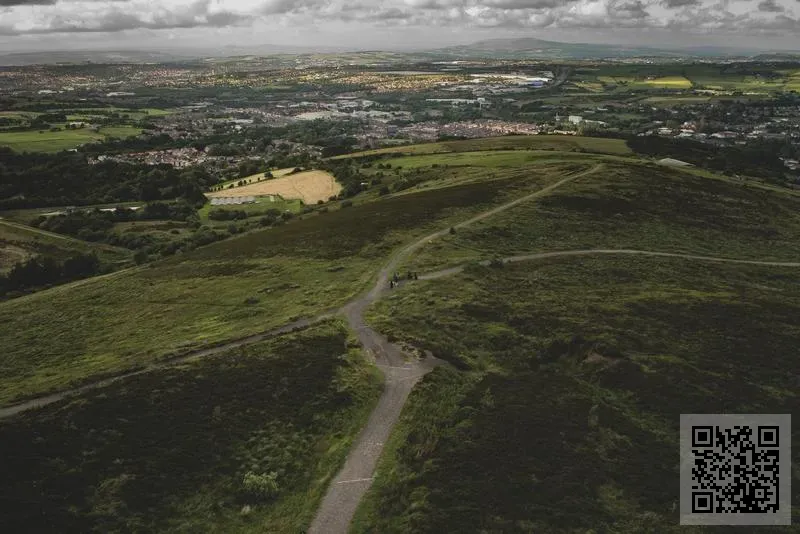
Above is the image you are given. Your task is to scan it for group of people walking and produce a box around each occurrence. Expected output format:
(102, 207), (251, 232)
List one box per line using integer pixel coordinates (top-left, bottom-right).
(389, 271), (419, 289)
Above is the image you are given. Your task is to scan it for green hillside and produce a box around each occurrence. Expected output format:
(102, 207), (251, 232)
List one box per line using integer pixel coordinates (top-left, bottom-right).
(3, 136), (799, 532)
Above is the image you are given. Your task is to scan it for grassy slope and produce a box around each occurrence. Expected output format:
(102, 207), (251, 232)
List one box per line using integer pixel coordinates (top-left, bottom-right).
(0, 220), (132, 272)
(403, 160), (800, 272)
(331, 135), (632, 159)
(0, 320), (382, 534)
(0, 126), (142, 153)
(0, 162), (576, 406)
(353, 257), (800, 533)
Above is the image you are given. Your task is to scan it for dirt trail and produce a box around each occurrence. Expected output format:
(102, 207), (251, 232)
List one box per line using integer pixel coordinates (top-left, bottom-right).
(5, 159), (800, 531)
(0, 312), (337, 421)
(419, 249), (800, 280)
(307, 163), (603, 533)
(0, 164), (602, 530)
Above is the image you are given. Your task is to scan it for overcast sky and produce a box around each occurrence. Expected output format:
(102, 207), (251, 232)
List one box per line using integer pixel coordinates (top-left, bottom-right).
(1, 0), (799, 53)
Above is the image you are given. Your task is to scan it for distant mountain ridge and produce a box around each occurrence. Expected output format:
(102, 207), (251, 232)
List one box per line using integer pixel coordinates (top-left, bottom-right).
(428, 37), (800, 60)
(1, 38), (799, 66)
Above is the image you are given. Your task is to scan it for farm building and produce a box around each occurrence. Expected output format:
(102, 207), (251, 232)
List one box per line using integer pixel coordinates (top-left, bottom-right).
(210, 196), (257, 206)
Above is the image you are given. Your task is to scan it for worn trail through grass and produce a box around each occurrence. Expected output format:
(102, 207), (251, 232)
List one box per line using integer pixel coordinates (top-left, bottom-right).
(420, 249), (800, 280)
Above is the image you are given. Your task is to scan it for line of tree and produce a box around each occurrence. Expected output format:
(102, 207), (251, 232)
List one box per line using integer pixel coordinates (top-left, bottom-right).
(30, 202), (200, 242)
(0, 149), (212, 209)
(626, 136), (792, 181)
(0, 252), (101, 298)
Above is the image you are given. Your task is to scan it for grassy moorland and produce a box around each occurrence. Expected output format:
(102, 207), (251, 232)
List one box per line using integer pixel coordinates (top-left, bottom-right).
(0, 161), (578, 406)
(331, 134), (632, 159)
(402, 160), (800, 272)
(353, 257), (800, 533)
(0, 219), (131, 272)
(0, 320), (381, 533)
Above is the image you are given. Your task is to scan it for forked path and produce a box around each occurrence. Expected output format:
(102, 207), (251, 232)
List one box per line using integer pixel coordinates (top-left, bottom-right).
(308, 164), (602, 533)
(0, 164), (600, 422)
(3, 162), (800, 531)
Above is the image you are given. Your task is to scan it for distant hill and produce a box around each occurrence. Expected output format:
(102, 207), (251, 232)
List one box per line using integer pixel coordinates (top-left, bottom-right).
(3, 39), (799, 66)
(0, 44), (356, 66)
(0, 50), (200, 66)
(427, 37), (796, 60)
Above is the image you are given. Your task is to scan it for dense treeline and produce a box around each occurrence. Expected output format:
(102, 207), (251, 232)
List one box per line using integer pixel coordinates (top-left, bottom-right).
(0, 148), (213, 208)
(627, 136), (792, 181)
(31, 202), (199, 241)
(0, 252), (101, 298)
(319, 160), (370, 198)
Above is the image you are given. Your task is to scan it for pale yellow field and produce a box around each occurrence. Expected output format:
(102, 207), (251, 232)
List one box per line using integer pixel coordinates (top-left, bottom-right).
(207, 170), (341, 204)
(643, 76), (692, 88)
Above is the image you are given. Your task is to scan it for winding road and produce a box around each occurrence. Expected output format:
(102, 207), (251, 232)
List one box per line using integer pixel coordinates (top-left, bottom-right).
(4, 161), (800, 532)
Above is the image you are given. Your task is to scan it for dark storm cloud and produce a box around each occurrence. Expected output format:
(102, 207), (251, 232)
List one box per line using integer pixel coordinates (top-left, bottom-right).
(758, 0), (784, 11)
(1, 0), (798, 36)
(0, 0), (54, 5)
(481, 0), (578, 8)
(609, 0), (649, 18)
(661, 0), (701, 7)
(0, 0), (129, 3)
(6, 0), (247, 34)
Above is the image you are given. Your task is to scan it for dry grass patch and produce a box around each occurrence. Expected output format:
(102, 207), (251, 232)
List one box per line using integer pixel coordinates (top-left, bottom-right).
(209, 170), (341, 204)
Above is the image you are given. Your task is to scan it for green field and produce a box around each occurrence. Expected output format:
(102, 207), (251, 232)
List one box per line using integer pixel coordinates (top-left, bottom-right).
(65, 107), (174, 121)
(197, 197), (304, 225)
(332, 135), (633, 159)
(402, 159), (800, 273)
(597, 75), (693, 89)
(586, 63), (800, 92)
(0, 319), (381, 533)
(0, 162), (572, 406)
(0, 220), (131, 272)
(641, 95), (711, 105)
(353, 257), (800, 533)
(0, 125), (143, 153)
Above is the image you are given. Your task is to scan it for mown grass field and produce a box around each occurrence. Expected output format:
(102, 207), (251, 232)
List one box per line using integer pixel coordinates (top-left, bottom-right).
(597, 75), (693, 89)
(641, 95), (712, 105)
(0, 320), (382, 533)
(585, 64), (798, 93)
(332, 135), (633, 159)
(402, 160), (800, 273)
(0, 220), (131, 272)
(0, 162), (573, 406)
(197, 197), (304, 225)
(0, 125), (143, 153)
(353, 257), (800, 533)
(65, 107), (174, 121)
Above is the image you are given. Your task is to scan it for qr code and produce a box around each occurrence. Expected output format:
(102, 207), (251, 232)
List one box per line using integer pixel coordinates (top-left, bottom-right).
(680, 414), (791, 526)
